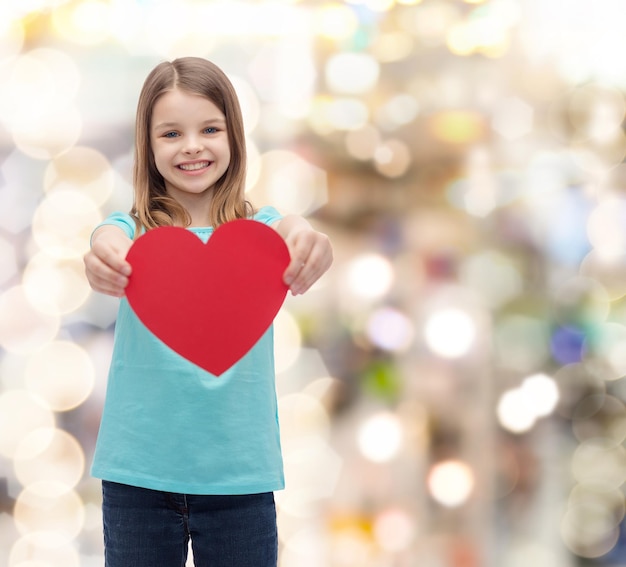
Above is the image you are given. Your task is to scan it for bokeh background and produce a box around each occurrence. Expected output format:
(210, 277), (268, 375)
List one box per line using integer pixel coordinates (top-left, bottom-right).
(1, 0), (626, 565)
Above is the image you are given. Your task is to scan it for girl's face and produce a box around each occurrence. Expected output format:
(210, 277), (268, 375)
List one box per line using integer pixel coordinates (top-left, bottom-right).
(150, 88), (231, 207)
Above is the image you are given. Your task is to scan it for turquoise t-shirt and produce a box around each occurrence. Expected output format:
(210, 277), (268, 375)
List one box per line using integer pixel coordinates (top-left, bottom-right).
(91, 206), (286, 495)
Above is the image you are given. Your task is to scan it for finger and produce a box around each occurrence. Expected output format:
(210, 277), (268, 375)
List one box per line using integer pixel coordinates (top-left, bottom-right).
(92, 241), (132, 276)
(283, 241), (313, 285)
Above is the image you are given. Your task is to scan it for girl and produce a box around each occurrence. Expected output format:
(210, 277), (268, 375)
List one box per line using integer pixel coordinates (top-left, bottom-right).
(83, 57), (333, 567)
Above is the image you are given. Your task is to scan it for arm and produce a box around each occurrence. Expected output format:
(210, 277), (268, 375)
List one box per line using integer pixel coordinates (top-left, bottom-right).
(273, 214), (333, 295)
(83, 225), (133, 297)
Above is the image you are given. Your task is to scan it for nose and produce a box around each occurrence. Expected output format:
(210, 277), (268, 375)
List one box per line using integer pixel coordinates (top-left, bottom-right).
(183, 136), (203, 155)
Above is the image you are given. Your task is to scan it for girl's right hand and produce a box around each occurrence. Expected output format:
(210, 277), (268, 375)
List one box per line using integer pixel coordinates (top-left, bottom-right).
(83, 226), (133, 297)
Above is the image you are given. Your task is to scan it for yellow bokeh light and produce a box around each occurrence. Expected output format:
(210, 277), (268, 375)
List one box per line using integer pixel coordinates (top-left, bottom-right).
(0, 286), (60, 354)
(25, 341), (95, 411)
(429, 110), (486, 144)
(0, 390), (55, 459)
(23, 253), (91, 317)
(14, 427), (85, 491)
(31, 190), (102, 260)
(13, 482), (85, 543)
(0, 15), (24, 64)
(44, 146), (115, 206)
(51, 0), (112, 45)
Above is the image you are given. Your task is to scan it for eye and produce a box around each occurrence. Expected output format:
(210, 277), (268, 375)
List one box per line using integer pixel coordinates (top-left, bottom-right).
(203, 126), (218, 134)
(163, 131), (179, 138)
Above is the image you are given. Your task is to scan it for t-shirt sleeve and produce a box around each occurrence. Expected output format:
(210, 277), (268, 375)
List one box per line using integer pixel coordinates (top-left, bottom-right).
(91, 211), (136, 246)
(253, 206), (283, 226)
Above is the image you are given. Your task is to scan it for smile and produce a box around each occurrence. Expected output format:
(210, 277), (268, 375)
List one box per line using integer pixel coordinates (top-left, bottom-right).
(178, 161), (210, 171)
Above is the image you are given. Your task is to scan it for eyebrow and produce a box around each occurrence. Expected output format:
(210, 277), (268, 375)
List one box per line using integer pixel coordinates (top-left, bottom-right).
(153, 118), (226, 130)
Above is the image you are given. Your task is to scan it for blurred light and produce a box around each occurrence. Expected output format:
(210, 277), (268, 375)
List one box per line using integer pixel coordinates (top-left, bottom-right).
(277, 391), (341, 515)
(427, 459), (474, 507)
(580, 250), (626, 301)
(561, 499), (620, 559)
(429, 110), (485, 144)
(0, 390), (55, 459)
(248, 40), (316, 112)
(231, 77), (261, 134)
(587, 196), (626, 260)
(14, 427), (85, 491)
(363, 0), (395, 11)
(0, 48), (80, 128)
(13, 105), (82, 160)
(25, 341), (95, 411)
(325, 53), (380, 95)
(550, 326), (585, 365)
(459, 250), (523, 308)
(491, 96), (533, 139)
(43, 146), (115, 206)
(373, 139), (412, 178)
(254, 151), (328, 216)
(0, 235), (18, 286)
(366, 307), (414, 352)
(326, 98), (369, 131)
(373, 507), (416, 552)
(446, 3), (514, 57)
(31, 190), (102, 259)
(345, 125), (381, 161)
(315, 4), (359, 40)
(23, 254), (92, 316)
(551, 276), (609, 328)
(0, 286), (60, 354)
(357, 411), (403, 463)
(375, 94), (420, 129)
(586, 322), (626, 380)
(494, 315), (551, 372)
(571, 437), (626, 488)
(521, 373), (559, 417)
(345, 253), (394, 300)
(502, 541), (559, 567)
(51, 0), (112, 45)
(424, 308), (476, 358)
(280, 527), (327, 567)
(497, 388), (536, 434)
(274, 309), (303, 374)
(370, 32), (414, 62)
(10, 532), (81, 567)
(0, 49), (81, 159)
(13, 483), (85, 543)
(406, 2), (461, 46)
(0, 15), (24, 64)
(572, 395), (626, 445)
(279, 393), (330, 451)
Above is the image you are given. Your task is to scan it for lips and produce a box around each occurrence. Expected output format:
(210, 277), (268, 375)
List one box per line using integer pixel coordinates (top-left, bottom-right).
(178, 161), (210, 171)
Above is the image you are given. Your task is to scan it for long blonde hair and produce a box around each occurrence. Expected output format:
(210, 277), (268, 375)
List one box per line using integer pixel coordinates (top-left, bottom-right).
(131, 57), (252, 232)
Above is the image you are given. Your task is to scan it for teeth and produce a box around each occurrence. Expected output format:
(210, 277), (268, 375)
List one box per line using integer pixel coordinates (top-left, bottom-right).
(179, 162), (209, 171)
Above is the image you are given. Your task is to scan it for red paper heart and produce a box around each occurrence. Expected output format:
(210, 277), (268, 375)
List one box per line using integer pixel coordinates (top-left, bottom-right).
(124, 219), (290, 376)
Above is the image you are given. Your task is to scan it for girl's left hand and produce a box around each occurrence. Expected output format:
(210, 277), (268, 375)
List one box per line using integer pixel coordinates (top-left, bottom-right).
(280, 223), (333, 295)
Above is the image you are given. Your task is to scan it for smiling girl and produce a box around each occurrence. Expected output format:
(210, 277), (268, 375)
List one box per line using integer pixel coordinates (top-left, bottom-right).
(83, 57), (333, 567)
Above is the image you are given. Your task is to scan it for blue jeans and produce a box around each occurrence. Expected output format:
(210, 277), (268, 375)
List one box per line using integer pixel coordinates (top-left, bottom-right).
(102, 481), (278, 567)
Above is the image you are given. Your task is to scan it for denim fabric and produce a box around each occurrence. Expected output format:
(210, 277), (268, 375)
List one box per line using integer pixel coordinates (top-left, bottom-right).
(102, 481), (278, 567)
